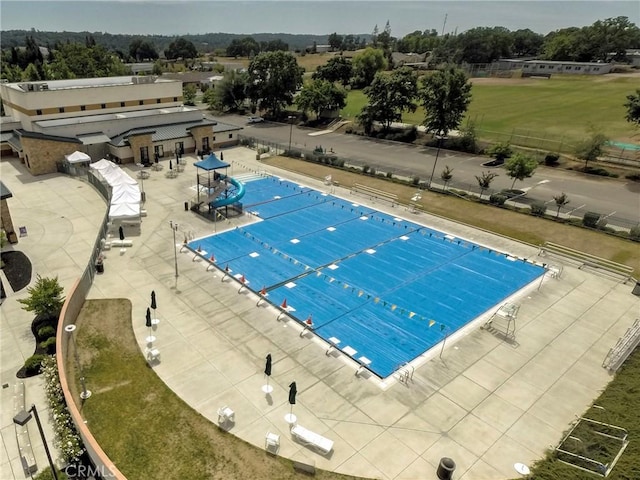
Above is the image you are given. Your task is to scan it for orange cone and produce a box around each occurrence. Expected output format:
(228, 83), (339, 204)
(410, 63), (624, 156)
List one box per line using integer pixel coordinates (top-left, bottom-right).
(260, 286), (267, 296)
(280, 298), (287, 309)
(305, 314), (313, 326)
(240, 274), (246, 284)
(209, 253), (215, 263)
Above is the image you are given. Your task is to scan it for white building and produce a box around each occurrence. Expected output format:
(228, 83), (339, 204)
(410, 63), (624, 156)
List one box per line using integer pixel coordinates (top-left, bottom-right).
(0, 75), (241, 175)
(495, 59), (613, 76)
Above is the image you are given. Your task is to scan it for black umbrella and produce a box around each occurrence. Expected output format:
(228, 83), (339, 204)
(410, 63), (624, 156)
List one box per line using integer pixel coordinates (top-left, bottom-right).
(145, 307), (154, 343)
(288, 381), (297, 405)
(169, 159), (173, 171)
(264, 353), (272, 377)
(151, 290), (157, 311)
(119, 226), (125, 241)
(146, 307), (152, 328)
(220, 151), (224, 161)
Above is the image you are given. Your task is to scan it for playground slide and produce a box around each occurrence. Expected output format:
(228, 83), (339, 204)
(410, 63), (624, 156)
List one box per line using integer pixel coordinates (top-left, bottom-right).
(209, 176), (245, 208)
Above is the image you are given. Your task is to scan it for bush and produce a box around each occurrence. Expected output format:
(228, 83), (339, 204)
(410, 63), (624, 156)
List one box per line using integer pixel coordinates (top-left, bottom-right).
(544, 153), (560, 166)
(369, 167), (376, 176)
(40, 337), (57, 354)
(411, 175), (420, 186)
(530, 201), (547, 217)
(489, 193), (507, 205)
(24, 354), (45, 376)
(385, 171), (393, 179)
(583, 166), (618, 178)
(630, 226), (640, 242)
(38, 325), (56, 340)
(582, 211), (601, 228)
(625, 173), (640, 181)
(362, 165), (370, 174)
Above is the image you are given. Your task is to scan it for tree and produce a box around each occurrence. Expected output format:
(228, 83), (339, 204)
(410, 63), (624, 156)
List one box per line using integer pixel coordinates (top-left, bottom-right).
(227, 37), (260, 58)
(440, 165), (454, 190)
(476, 171), (498, 199)
(164, 37), (198, 60)
(213, 70), (249, 112)
(486, 142), (513, 163)
(48, 42), (127, 78)
(351, 48), (387, 88)
(295, 79), (346, 119)
(575, 131), (608, 169)
(247, 51), (304, 117)
(419, 65), (472, 137)
(18, 275), (65, 318)
(358, 67), (418, 132)
(624, 89), (640, 126)
(328, 33), (343, 52)
(183, 85), (197, 106)
(504, 153), (538, 188)
(312, 56), (352, 86)
(512, 29), (544, 57)
(129, 38), (159, 61)
(553, 192), (570, 219)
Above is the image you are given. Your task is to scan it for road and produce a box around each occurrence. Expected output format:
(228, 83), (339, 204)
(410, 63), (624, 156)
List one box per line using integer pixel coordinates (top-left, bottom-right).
(216, 114), (640, 229)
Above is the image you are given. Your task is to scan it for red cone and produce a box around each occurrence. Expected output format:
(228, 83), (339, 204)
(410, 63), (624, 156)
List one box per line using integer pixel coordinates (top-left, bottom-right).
(209, 254), (215, 262)
(240, 274), (246, 284)
(260, 286), (267, 296)
(280, 298), (287, 309)
(305, 314), (313, 326)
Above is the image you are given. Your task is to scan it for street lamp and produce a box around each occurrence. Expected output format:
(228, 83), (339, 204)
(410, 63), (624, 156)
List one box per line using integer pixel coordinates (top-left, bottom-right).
(169, 221), (179, 280)
(64, 324), (91, 400)
(13, 405), (59, 480)
(287, 116), (295, 154)
(427, 134), (446, 189)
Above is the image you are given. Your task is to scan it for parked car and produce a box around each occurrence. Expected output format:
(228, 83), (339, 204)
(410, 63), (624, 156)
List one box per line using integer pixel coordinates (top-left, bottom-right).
(247, 116), (264, 124)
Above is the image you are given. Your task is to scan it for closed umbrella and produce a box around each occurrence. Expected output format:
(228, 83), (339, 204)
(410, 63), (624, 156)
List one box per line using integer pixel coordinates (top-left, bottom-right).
(145, 307), (155, 343)
(169, 159), (173, 171)
(151, 290), (157, 311)
(119, 226), (125, 241)
(285, 381), (297, 423)
(262, 353), (273, 393)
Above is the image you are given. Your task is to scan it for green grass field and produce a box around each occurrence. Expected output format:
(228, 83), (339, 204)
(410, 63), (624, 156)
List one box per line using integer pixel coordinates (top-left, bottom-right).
(340, 75), (640, 148)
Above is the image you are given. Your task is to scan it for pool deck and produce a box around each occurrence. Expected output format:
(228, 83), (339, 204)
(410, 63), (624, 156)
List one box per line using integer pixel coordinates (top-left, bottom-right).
(2, 147), (639, 479)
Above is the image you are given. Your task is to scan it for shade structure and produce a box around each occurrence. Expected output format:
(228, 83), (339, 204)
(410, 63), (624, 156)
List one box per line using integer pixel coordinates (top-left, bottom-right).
(265, 354), (272, 376)
(262, 353), (273, 393)
(151, 291), (157, 310)
(119, 226), (125, 241)
(288, 381), (297, 405)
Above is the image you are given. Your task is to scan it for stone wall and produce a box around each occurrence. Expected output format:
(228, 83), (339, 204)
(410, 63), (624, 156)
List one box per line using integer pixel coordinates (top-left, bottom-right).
(21, 137), (80, 176)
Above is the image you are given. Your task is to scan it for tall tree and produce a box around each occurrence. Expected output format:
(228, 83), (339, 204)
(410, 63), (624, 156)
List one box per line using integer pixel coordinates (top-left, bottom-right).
(295, 79), (346, 119)
(164, 37), (198, 60)
(312, 56), (352, 86)
(18, 275), (65, 319)
(358, 67), (418, 132)
(213, 70), (249, 112)
(553, 193), (570, 219)
(327, 33), (343, 52)
(129, 38), (159, 61)
(351, 47), (387, 88)
(624, 89), (640, 126)
(419, 65), (472, 137)
(247, 51), (304, 117)
(476, 171), (498, 199)
(504, 153), (538, 188)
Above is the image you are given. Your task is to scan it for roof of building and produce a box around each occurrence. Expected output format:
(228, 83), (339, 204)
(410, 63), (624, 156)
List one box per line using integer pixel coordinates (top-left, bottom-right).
(34, 106), (197, 128)
(109, 119), (223, 147)
(3, 75), (177, 92)
(0, 181), (12, 200)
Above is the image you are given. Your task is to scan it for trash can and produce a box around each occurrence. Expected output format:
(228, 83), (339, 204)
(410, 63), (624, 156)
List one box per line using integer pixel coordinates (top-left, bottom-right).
(141, 191), (146, 203)
(184, 201), (189, 211)
(437, 457), (456, 480)
(95, 262), (104, 274)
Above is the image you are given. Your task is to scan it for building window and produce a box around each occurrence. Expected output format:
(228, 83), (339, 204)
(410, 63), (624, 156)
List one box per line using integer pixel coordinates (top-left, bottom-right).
(202, 137), (210, 153)
(36, 109), (42, 115)
(539, 65), (545, 69)
(101, 103), (106, 109)
(59, 107), (65, 113)
(81, 105), (86, 111)
(121, 101), (125, 107)
(139, 100), (144, 106)
(157, 98), (161, 103)
(175, 142), (184, 154)
(566, 66), (572, 70)
(213, 136), (216, 141)
(173, 97), (178, 102)
(594, 67), (599, 71)
(228, 133), (233, 139)
(154, 145), (164, 158)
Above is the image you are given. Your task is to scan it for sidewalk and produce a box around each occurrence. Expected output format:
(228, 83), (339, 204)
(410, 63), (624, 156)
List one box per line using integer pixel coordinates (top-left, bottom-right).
(2, 148), (638, 479)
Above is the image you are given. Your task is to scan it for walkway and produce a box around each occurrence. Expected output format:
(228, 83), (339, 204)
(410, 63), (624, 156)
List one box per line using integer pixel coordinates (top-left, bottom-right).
(2, 148), (639, 479)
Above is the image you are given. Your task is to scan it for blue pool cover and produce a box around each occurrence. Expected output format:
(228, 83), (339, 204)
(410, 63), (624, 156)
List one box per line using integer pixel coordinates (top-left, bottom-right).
(189, 177), (544, 378)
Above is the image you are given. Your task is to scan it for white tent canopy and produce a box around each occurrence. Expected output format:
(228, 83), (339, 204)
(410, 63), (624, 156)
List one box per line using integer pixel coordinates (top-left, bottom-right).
(65, 151), (91, 164)
(90, 159), (141, 221)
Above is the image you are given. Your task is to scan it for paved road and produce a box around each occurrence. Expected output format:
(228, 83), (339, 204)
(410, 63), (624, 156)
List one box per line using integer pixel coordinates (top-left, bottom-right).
(216, 114), (640, 229)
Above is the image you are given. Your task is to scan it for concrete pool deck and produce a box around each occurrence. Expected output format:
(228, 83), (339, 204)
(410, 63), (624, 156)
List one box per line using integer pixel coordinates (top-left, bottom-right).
(2, 147), (638, 479)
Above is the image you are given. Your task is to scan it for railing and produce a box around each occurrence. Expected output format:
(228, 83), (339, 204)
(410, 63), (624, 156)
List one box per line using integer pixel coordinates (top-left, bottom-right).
(602, 319), (640, 373)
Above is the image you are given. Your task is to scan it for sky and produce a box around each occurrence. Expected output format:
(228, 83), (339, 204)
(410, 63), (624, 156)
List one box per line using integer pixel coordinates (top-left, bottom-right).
(0, 1), (638, 37)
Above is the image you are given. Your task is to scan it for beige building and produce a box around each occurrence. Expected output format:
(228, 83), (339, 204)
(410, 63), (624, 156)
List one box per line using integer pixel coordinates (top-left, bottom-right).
(0, 76), (241, 175)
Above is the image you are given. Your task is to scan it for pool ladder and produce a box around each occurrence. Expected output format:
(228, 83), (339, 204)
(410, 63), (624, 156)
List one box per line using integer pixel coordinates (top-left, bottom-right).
(396, 363), (414, 384)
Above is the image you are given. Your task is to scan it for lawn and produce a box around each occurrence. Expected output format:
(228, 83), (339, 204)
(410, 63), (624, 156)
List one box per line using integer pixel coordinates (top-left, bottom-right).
(340, 74), (640, 147)
(70, 299), (365, 480)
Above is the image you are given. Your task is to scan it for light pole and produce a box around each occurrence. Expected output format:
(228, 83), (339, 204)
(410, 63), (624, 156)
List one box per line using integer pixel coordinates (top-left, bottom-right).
(427, 134), (446, 189)
(169, 221), (179, 280)
(13, 405), (59, 480)
(64, 324), (91, 400)
(287, 116), (294, 154)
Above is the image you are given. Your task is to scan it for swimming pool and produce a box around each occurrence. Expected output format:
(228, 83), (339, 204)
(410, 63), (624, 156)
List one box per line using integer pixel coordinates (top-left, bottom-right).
(189, 176), (544, 378)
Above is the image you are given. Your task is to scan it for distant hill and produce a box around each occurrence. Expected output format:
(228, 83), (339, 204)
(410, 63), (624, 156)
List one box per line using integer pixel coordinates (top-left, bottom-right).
(0, 30), (369, 53)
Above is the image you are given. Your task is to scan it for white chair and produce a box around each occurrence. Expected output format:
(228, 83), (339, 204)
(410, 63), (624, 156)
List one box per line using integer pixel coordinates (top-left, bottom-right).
(265, 431), (280, 454)
(217, 406), (235, 426)
(146, 347), (160, 363)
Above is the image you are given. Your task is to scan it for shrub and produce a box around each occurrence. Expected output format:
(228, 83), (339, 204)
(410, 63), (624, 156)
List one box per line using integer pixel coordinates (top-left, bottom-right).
(544, 153), (560, 166)
(630, 226), (640, 241)
(530, 201), (547, 217)
(38, 325), (56, 340)
(40, 337), (57, 354)
(582, 211), (601, 228)
(411, 175), (420, 185)
(362, 165), (370, 174)
(584, 166), (618, 178)
(386, 171), (393, 179)
(24, 354), (45, 376)
(489, 193), (507, 205)
(18, 275), (65, 318)
(486, 142), (513, 162)
(626, 173), (640, 181)
(369, 167), (376, 176)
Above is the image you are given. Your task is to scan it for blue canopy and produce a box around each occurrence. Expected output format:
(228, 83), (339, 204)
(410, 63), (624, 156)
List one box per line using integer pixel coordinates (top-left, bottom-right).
(194, 153), (230, 171)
